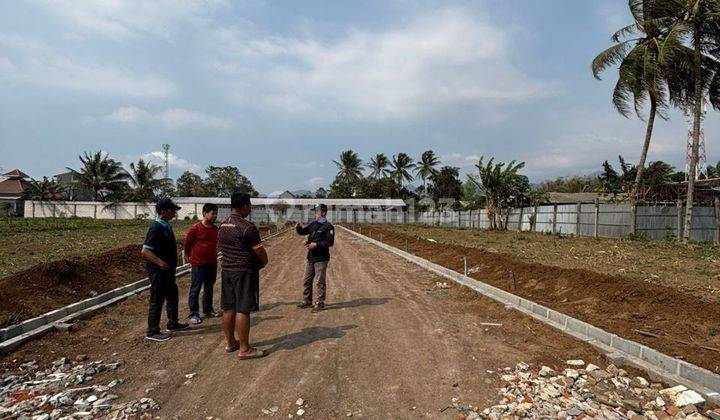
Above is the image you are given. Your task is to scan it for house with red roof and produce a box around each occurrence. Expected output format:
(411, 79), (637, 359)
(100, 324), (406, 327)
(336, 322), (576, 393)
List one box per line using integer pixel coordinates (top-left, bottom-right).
(0, 169), (30, 216)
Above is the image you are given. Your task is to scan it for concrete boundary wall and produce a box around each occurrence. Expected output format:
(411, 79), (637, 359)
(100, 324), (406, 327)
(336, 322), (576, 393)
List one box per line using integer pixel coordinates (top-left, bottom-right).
(0, 228), (292, 354)
(338, 225), (720, 398)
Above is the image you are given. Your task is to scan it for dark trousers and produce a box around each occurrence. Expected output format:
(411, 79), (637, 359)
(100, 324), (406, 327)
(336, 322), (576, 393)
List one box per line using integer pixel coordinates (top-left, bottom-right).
(188, 264), (217, 317)
(147, 269), (179, 334)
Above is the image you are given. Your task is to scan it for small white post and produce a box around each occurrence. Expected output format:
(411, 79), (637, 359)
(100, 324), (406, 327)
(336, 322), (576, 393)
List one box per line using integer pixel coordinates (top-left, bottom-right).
(463, 256), (467, 277)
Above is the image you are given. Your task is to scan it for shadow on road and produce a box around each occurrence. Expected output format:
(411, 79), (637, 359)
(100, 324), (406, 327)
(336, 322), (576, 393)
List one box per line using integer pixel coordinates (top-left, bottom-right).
(260, 301), (298, 311)
(170, 315), (284, 337)
(253, 324), (357, 353)
(323, 297), (392, 311)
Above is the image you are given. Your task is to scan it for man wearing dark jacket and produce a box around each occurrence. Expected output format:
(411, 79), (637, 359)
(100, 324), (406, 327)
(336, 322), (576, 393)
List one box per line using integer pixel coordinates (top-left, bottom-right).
(295, 203), (334, 312)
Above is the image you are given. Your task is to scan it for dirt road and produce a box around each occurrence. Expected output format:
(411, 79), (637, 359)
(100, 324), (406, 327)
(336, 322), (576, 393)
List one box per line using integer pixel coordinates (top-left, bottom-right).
(1, 228), (609, 418)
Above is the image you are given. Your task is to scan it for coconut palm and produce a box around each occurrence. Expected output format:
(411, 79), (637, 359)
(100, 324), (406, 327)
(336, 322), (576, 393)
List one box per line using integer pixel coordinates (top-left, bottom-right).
(415, 150), (440, 196)
(659, 0), (720, 242)
(128, 158), (172, 202)
(333, 150), (364, 182)
(468, 157), (525, 230)
(68, 151), (130, 201)
(367, 153), (390, 179)
(387, 153), (415, 186)
(592, 0), (672, 204)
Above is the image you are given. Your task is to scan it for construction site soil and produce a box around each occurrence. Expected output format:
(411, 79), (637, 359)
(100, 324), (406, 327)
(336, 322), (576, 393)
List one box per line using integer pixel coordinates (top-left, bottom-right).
(0, 225), (278, 327)
(345, 224), (720, 375)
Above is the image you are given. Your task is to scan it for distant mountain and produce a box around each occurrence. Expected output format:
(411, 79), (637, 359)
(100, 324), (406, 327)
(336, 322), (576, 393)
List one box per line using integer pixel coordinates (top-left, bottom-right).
(291, 189), (313, 197)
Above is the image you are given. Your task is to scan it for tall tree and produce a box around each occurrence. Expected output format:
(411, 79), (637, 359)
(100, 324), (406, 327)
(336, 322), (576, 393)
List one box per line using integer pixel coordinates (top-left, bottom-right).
(128, 159), (171, 202)
(592, 0), (671, 203)
(204, 166), (258, 197)
(176, 171), (208, 197)
(468, 157), (526, 230)
(367, 153), (390, 179)
(333, 150), (364, 182)
(387, 153), (416, 187)
(427, 166), (463, 209)
(415, 150), (441, 196)
(68, 151), (129, 201)
(660, 0), (720, 242)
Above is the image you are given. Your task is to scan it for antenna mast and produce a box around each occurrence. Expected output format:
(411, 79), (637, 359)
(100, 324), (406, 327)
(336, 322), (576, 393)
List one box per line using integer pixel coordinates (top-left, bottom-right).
(162, 144), (170, 179)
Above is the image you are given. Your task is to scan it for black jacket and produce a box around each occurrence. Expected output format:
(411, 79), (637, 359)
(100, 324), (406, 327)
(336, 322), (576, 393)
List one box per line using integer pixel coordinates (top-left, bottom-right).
(296, 219), (334, 262)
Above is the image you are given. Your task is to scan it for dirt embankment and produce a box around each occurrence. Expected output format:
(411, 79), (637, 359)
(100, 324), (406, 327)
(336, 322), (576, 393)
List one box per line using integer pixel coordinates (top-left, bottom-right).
(345, 224), (720, 375)
(0, 224), (280, 327)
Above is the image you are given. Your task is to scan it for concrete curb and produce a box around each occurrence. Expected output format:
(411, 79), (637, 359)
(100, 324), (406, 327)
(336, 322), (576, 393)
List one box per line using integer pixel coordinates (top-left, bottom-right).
(339, 225), (720, 398)
(0, 227), (291, 354)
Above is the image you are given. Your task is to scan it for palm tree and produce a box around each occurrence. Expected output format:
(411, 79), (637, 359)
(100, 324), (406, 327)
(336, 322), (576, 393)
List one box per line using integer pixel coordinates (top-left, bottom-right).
(660, 0), (720, 242)
(387, 153), (416, 186)
(128, 158), (172, 202)
(68, 151), (130, 201)
(367, 153), (390, 179)
(415, 150), (440, 196)
(592, 0), (672, 205)
(333, 150), (364, 182)
(23, 177), (64, 201)
(469, 156), (525, 230)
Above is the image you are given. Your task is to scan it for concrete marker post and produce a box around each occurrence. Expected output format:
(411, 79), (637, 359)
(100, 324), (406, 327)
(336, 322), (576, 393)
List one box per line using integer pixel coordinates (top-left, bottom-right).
(676, 199), (683, 240)
(552, 204), (558, 234)
(575, 202), (581, 237)
(594, 198), (600, 239)
(715, 197), (720, 244)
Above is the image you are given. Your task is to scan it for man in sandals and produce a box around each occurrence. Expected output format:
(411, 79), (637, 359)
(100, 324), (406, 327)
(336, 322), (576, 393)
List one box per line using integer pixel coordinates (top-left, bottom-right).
(218, 193), (269, 360)
(295, 203), (334, 312)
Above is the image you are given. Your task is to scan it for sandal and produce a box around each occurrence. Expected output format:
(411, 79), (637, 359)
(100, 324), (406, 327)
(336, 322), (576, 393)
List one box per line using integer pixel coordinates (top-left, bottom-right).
(237, 348), (268, 360)
(225, 341), (240, 353)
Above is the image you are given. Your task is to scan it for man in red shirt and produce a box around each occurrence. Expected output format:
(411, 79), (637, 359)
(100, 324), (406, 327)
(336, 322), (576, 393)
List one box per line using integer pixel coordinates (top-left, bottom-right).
(184, 203), (220, 324)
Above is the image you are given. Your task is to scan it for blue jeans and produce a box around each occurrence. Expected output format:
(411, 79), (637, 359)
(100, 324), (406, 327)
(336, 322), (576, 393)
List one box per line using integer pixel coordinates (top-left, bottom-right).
(188, 265), (217, 317)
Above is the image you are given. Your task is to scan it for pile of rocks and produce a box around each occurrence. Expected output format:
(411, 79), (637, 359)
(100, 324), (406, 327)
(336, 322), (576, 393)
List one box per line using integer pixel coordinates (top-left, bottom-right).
(470, 360), (716, 420)
(0, 357), (159, 419)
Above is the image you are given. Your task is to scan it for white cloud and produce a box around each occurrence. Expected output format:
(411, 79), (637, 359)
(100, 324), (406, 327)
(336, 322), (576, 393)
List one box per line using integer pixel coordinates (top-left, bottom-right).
(32, 0), (229, 40)
(0, 33), (176, 98)
(104, 106), (232, 129)
(210, 8), (551, 122)
(304, 176), (326, 188)
(140, 151), (201, 174)
(441, 153), (482, 170)
(285, 161), (324, 169)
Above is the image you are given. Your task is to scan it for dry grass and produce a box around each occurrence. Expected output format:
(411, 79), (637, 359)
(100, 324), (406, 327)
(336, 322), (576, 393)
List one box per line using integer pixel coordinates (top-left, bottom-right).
(0, 218), (195, 278)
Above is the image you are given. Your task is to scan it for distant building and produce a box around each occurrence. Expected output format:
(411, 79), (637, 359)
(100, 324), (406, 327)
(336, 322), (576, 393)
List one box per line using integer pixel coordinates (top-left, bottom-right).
(54, 171), (94, 201)
(0, 169), (30, 216)
(278, 190), (297, 199)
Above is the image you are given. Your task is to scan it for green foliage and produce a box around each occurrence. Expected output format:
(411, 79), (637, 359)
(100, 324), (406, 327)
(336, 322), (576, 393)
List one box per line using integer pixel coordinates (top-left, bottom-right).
(462, 178), (483, 210)
(367, 154), (390, 179)
(428, 166), (463, 208)
(127, 159), (172, 202)
(24, 177), (65, 201)
(204, 166), (258, 197)
(415, 150), (440, 196)
(536, 176), (601, 193)
(469, 156), (526, 229)
(68, 151), (130, 201)
(387, 153), (416, 186)
(176, 171), (208, 197)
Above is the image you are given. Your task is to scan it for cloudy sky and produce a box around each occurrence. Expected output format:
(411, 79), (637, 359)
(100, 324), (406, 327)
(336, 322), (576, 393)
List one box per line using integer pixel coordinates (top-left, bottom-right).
(1, 0), (717, 194)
